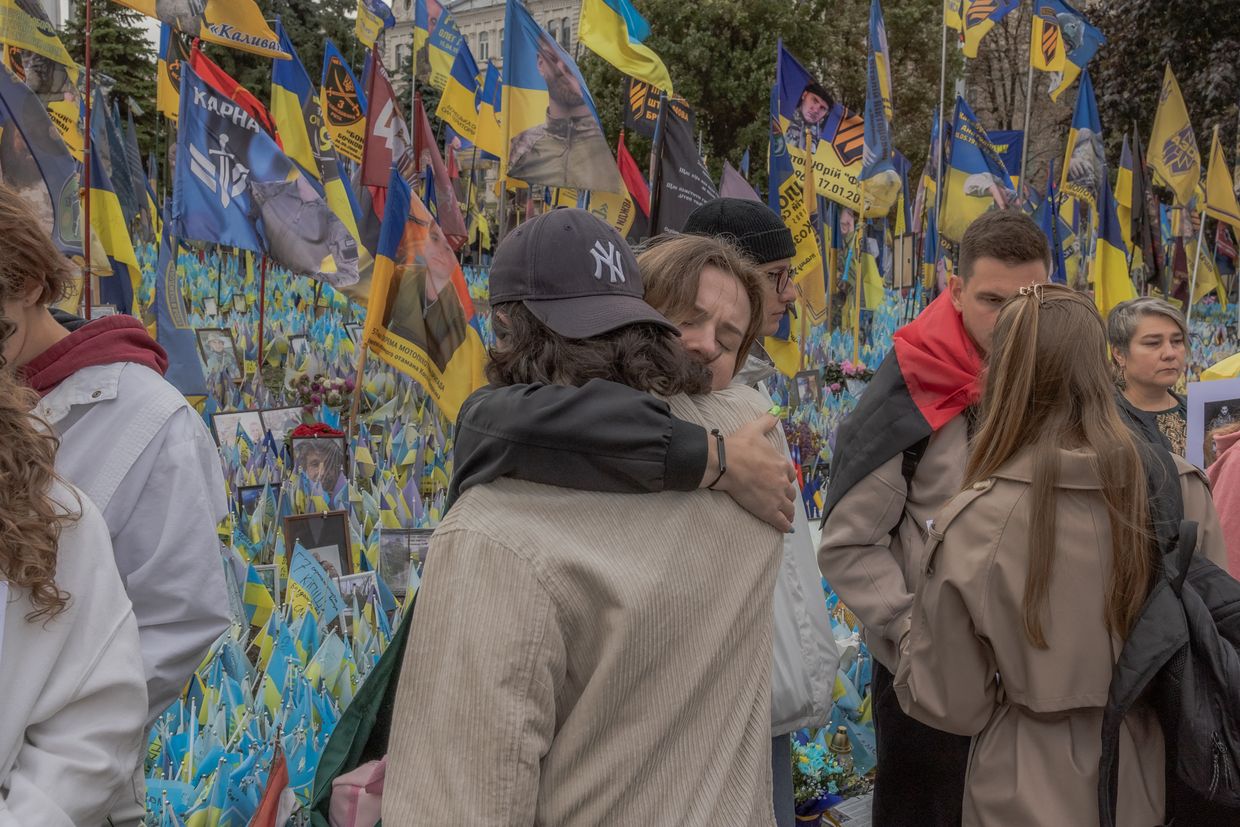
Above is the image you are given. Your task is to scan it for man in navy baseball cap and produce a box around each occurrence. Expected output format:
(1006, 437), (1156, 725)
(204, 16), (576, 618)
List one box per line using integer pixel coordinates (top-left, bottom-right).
(489, 208), (678, 339)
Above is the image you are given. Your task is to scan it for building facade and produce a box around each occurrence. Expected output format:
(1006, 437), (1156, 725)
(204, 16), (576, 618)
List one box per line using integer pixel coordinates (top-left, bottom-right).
(385, 0), (582, 74)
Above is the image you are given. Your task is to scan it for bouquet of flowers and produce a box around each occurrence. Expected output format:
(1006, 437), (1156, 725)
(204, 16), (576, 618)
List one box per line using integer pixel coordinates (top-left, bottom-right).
(792, 740), (846, 818)
(289, 372), (355, 414)
(816, 360), (876, 398)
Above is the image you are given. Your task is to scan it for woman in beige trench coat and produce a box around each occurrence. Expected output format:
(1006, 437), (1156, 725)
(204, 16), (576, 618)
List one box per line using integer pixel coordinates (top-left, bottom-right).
(894, 285), (1229, 827)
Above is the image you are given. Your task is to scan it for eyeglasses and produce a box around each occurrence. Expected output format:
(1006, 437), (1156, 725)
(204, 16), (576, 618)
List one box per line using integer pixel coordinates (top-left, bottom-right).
(764, 265), (793, 294)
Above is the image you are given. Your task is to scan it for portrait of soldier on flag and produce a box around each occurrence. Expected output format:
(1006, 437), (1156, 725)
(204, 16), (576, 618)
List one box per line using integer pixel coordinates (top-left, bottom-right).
(783, 80), (833, 151)
(507, 29), (619, 193)
(382, 208), (469, 372)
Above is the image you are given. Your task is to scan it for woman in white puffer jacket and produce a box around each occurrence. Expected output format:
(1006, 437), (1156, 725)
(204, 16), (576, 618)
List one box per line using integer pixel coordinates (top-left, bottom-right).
(0, 362), (147, 826)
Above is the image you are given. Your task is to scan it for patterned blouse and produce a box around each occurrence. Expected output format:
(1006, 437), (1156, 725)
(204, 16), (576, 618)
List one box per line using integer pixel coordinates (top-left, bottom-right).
(1116, 392), (1187, 456)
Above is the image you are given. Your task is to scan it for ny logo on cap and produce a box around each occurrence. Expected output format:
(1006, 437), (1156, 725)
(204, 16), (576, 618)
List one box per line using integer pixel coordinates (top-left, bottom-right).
(590, 240), (625, 284)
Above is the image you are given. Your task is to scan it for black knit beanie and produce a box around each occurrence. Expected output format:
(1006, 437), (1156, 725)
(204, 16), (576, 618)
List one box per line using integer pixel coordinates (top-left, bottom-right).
(682, 197), (796, 265)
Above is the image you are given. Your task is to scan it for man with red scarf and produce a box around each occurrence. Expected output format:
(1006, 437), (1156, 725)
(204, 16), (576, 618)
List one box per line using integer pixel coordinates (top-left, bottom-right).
(819, 211), (1050, 825)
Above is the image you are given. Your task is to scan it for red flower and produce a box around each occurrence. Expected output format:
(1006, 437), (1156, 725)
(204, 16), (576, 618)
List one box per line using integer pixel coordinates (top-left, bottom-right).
(290, 422), (345, 439)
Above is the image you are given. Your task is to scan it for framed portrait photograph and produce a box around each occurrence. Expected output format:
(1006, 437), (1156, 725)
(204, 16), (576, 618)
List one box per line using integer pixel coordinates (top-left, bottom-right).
(236, 483), (280, 518)
(211, 408), (264, 452)
(291, 435), (348, 487)
(196, 327), (242, 375)
(260, 406), (304, 446)
(336, 571), (380, 608)
(203, 297), (218, 317)
(86, 304), (118, 320)
(254, 563), (281, 605)
(793, 369), (822, 407)
(378, 527), (433, 597)
(232, 294), (248, 313)
(284, 511), (352, 579)
(1188, 377), (1240, 469)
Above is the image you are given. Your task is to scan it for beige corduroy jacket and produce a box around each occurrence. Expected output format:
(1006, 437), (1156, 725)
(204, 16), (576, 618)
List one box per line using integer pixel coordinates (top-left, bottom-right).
(382, 385), (784, 826)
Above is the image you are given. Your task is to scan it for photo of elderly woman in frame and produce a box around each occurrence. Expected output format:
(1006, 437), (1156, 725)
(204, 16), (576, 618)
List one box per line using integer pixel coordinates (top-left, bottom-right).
(291, 435), (348, 488)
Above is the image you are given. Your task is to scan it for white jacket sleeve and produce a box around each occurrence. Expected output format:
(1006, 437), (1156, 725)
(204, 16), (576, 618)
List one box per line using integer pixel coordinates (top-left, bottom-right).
(105, 407), (231, 722)
(0, 495), (147, 827)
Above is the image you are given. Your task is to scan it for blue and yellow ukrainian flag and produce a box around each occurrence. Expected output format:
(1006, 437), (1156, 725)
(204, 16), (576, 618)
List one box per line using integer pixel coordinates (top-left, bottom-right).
(1059, 69), (1103, 207)
(414, 0), (432, 53)
(364, 166), (486, 420)
(1116, 135), (1134, 250)
(474, 60), (503, 161)
(115, 0), (287, 59)
(88, 119), (143, 315)
(243, 563), (276, 629)
(356, 0), (396, 48)
(578, 0), (673, 93)
(1093, 169), (1136, 318)
(271, 21), (361, 252)
(500, 0), (620, 192)
(425, 8), (464, 91)
(938, 95), (1015, 242)
(961, 0), (1019, 59)
(435, 37), (480, 142)
(860, 0), (900, 214)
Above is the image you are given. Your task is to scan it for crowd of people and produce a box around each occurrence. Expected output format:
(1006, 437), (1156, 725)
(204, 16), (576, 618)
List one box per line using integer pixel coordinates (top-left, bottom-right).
(3, 179), (1240, 825)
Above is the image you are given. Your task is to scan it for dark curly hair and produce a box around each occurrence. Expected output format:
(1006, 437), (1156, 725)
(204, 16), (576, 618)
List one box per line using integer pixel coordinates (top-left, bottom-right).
(486, 302), (712, 396)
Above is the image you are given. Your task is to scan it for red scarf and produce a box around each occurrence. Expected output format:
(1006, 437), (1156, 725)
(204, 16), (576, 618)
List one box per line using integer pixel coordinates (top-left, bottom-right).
(892, 292), (984, 432)
(19, 315), (169, 396)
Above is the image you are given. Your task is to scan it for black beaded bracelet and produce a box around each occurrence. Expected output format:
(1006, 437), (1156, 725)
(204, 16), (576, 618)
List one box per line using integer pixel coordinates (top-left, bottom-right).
(706, 428), (727, 490)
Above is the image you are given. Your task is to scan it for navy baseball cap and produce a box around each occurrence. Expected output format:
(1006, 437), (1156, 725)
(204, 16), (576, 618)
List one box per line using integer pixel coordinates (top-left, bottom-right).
(489, 209), (678, 339)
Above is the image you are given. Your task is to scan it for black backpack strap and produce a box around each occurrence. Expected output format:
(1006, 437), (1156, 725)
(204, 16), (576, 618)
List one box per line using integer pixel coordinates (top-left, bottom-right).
(901, 435), (931, 488)
(885, 435), (931, 540)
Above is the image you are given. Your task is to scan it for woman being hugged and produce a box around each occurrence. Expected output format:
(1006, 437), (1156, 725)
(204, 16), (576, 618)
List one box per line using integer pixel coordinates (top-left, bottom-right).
(0, 344), (147, 824)
(895, 285), (1227, 826)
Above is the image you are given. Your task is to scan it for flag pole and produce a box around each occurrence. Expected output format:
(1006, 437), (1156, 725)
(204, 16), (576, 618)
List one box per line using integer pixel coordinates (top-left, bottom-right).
(647, 91), (669, 233)
(1186, 125), (1222, 329)
(256, 254), (269, 372)
(1186, 205), (1207, 332)
(933, 1), (948, 229)
(852, 212), (863, 365)
(459, 143), (479, 264)
(82, 0), (94, 320)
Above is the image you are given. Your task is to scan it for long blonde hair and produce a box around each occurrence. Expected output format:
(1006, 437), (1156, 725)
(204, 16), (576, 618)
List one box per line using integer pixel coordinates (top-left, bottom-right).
(965, 285), (1153, 648)
(0, 329), (71, 621)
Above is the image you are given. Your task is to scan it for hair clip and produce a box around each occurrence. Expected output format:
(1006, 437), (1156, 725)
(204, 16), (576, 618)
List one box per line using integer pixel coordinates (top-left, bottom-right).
(1018, 283), (1047, 304)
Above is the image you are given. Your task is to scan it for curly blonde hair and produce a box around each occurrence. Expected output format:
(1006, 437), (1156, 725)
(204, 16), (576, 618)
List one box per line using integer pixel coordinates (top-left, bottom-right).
(0, 332), (71, 621)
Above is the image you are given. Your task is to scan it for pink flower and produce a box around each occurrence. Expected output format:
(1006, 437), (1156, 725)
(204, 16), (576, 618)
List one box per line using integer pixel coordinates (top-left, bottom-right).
(829, 383), (842, 394)
(311, 394), (323, 405)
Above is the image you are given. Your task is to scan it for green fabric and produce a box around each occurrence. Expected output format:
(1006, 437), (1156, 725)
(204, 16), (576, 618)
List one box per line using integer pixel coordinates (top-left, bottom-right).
(309, 598), (416, 827)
